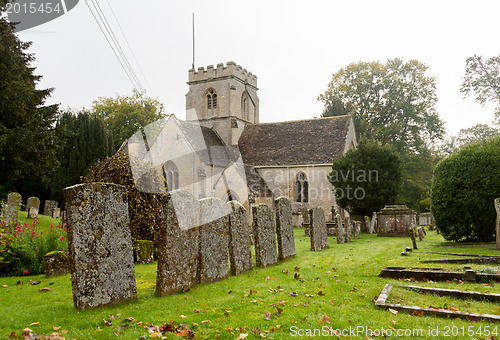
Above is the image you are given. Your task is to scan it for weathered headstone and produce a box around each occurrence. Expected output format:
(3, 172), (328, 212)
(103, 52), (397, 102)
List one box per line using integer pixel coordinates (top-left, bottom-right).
(1, 203), (17, 225)
(310, 207), (328, 251)
(300, 207), (310, 224)
(228, 201), (253, 275)
(353, 222), (361, 239)
(417, 226), (424, 241)
(364, 215), (373, 234)
(274, 197), (295, 260)
(52, 207), (61, 219)
(336, 214), (344, 244)
(156, 190), (199, 296)
(344, 217), (352, 243)
(43, 200), (58, 217)
(7, 192), (22, 208)
(495, 198), (500, 251)
(409, 227), (418, 250)
(197, 198), (229, 284)
(421, 226), (427, 236)
(252, 204), (277, 268)
(26, 196), (40, 212)
(371, 212), (378, 233)
(44, 251), (70, 277)
(28, 207), (38, 219)
(64, 183), (137, 309)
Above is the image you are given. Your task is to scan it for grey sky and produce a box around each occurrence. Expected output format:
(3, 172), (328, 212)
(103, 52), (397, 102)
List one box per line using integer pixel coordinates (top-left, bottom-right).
(17, 0), (500, 135)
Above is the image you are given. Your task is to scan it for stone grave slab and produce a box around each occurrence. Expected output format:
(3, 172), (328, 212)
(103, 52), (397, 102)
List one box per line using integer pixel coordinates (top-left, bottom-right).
(43, 200), (58, 217)
(344, 217), (352, 243)
(274, 196), (295, 261)
(228, 201), (253, 275)
(64, 183), (137, 309)
(310, 207), (328, 251)
(252, 204), (277, 268)
(336, 214), (344, 244)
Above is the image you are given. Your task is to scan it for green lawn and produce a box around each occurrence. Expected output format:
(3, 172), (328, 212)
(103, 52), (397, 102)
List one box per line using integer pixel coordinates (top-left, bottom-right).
(0, 228), (499, 339)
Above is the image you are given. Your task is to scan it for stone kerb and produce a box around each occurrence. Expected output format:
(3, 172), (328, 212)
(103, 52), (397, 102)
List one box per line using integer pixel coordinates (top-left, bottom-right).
(227, 201), (253, 275)
(7, 192), (22, 208)
(274, 196), (296, 261)
(495, 198), (500, 251)
(310, 207), (328, 251)
(336, 214), (344, 244)
(64, 183), (137, 309)
(43, 200), (58, 217)
(252, 204), (277, 268)
(156, 190), (200, 296)
(26, 196), (40, 212)
(197, 197), (230, 284)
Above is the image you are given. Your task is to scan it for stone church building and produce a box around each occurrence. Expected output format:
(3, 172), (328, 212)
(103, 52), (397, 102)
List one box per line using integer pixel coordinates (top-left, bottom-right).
(128, 62), (357, 221)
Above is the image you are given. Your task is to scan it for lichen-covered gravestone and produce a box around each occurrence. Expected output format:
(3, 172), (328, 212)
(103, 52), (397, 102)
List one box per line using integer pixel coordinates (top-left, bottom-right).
(274, 196), (295, 261)
(417, 226), (424, 241)
(495, 198), (499, 251)
(26, 196), (40, 212)
(52, 207), (61, 219)
(64, 183), (137, 309)
(1, 203), (17, 225)
(310, 207), (328, 251)
(371, 212), (378, 233)
(227, 201), (253, 275)
(344, 217), (352, 243)
(353, 222), (361, 239)
(252, 204), (277, 268)
(197, 197), (230, 284)
(365, 215), (374, 234)
(28, 207), (38, 219)
(44, 251), (70, 277)
(409, 227), (418, 250)
(336, 214), (344, 244)
(7, 192), (22, 208)
(156, 190), (200, 296)
(43, 200), (58, 217)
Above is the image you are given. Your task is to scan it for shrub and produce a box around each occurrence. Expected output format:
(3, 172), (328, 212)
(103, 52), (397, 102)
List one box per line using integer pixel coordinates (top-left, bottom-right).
(431, 136), (500, 242)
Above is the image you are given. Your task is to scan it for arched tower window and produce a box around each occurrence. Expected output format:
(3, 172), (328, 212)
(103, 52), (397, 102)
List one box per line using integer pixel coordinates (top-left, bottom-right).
(296, 172), (309, 203)
(163, 161), (179, 191)
(206, 89), (217, 117)
(241, 93), (249, 120)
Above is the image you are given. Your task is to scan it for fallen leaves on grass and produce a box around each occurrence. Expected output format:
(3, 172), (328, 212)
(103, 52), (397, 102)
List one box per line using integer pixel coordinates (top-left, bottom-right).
(264, 312), (272, 321)
(38, 287), (51, 292)
(29, 280), (41, 285)
(323, 315), (331, 324)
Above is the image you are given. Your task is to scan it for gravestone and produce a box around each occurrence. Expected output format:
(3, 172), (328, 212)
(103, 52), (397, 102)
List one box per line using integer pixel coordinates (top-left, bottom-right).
(353, 222), (361, 239)
(377, 205), (417, 237)
(418, 227), (425, 241)
(274, 197), (295, 261)
(156, 190), (199, 296)
(1, 203), (17, 225)
(365, 215), (374, 234)
(421, 226), (427, 236)
(44, 251), (70, 277)
(28, 207), (38, 219)
(300, 207), (310, 224)
(7, 192), (22, 208)
(52, 207), (61, 219)
(197, 198), (229, 284)
(228, 201), (253, 275)
(43, 200), (58, 217)
(26, 196), (40, 212)
(310, 207), (328, 251)
(409, 227), (418, 250)
(344, 217), (352, 243)
(64, 183), (137, 309)
(336, 214), (344, 244)
(495, 198), (500, 251)
(252, 204), (277, 268)
(371, 212), (378, 233)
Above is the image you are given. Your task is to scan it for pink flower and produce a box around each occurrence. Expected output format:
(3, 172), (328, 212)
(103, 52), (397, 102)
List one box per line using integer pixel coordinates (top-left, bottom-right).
(40, 231), (43, 235)
(23, 270), (28, 275)
(31, 231), (36, 238)
(60, 236), (65, 241)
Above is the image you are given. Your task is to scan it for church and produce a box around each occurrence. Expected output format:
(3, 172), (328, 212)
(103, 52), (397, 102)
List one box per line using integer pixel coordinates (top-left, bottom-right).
(127, 61), (357, 222)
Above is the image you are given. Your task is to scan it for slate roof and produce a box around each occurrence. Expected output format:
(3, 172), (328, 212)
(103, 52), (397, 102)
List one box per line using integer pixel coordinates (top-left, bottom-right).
(238, 115), (352, 166)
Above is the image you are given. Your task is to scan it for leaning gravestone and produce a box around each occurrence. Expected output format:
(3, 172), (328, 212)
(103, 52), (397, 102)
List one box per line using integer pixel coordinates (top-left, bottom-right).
(156, 190), (199, 296)
(228, 201), (253, 275)
(26, 196), (40, 212)
(7, 192), (22, 208)
(336, 214), (344, 244)
(252, 204), (277, 268)
(197, 198), (229, 284)
(43, 200), (58, 217)
(495, 198), (499, 251)
(344, 217), (352, 243)
(409, 226), (418, 250)
(274, 196), (295, 261)
(310, 207), (328, 251)
(64, 183), (137, 309)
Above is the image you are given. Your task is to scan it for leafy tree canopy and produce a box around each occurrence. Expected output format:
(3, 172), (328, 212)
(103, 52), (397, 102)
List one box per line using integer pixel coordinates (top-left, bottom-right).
(90, 90), (166, 150)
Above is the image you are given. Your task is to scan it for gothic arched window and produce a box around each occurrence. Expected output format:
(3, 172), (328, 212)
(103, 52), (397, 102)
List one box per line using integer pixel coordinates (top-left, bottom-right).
(296, 172), (309, 203)
(163, 161), (179, 191)
(206, 89), (217, 116)
(241, 93), (248, 120)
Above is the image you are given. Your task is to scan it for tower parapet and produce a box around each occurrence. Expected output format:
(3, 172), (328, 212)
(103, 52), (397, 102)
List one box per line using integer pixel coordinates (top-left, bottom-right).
(188, 61), (258, 88)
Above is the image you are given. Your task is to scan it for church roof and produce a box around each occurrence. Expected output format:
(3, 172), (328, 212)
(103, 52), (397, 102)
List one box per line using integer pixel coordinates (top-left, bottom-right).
(238, 115), (352, 166)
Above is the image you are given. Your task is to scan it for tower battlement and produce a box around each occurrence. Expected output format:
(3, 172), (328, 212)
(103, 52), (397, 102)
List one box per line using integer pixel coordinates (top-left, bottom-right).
(188, 61), (258, 87)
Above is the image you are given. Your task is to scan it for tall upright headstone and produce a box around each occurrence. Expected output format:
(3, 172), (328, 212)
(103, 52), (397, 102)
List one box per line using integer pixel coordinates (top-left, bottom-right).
(7, 192), (22, 208)
(344, 217), (352, 243)
(495, 198), (500, 251)
(156, 190), (200, 296)
(353, 222), (361, 239)
(310, 207), (328, 251)
(274, 196), (295, 261)
(371, 212), (378, 233)
(1, 204), (17, 225)
(197, 198), (229, 284)
(252, 204), (277, 268)
(336, 214), (344, 244)
(228, 201), (253, 275)
(365, 215), (374, 234)
(409, 226), (418, 250)
(64, 183), (137, 309)
(43, 200), (58, 217)
(26, 196), (40, 212)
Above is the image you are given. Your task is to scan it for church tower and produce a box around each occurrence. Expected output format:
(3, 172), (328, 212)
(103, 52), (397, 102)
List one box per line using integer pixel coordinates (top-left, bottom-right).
(185, 61), (259, 146)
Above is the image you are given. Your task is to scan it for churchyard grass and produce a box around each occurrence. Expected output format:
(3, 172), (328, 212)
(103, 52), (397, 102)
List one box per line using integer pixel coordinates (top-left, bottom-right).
(1, 229), (499, 339)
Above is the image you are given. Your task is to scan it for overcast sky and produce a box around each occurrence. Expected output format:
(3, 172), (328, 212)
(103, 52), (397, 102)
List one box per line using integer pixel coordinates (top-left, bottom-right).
(17, 0), (500, 136)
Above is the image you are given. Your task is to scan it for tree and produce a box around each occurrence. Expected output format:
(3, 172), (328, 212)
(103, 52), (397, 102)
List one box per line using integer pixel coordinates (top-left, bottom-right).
(431, 137), (500, 242)
(90, 90), (166, 150)
(440, 124), (499, 155)
(319, 59), (444, 153)
(50, 111), (114, 202)
(328, 139), (402, 216)
(0, 1), (58, 186)
(461, 54), (500, 123)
